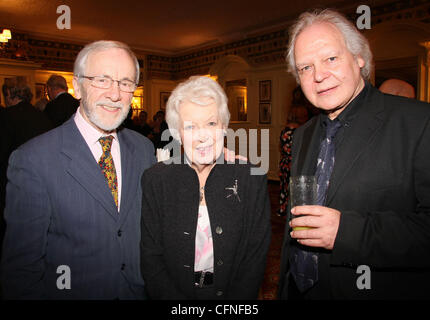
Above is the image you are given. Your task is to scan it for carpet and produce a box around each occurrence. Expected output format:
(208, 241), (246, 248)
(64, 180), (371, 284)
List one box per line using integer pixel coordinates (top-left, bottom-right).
(259, 181), (286, 300)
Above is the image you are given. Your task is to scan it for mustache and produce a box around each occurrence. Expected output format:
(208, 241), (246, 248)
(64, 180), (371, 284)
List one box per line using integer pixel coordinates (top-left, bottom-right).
(95, 100), (124, 109)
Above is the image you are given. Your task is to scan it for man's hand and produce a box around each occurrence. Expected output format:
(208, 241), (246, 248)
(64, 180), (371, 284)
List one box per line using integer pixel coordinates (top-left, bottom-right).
(223, 147), (247, 162)
(289, 205), (341, 250)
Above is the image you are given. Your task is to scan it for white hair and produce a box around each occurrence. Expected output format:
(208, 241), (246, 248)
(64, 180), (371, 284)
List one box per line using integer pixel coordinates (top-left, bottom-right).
(73, 40), (140, 83)
(166, 76), (230, 142)
(286, 9), (373, 83)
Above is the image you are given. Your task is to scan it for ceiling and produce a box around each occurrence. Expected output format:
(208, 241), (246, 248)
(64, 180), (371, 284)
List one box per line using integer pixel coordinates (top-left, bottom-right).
(1, 0), (392, 55)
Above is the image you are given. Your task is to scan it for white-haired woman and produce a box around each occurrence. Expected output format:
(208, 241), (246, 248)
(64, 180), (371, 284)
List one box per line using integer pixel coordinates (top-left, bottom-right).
(140, 76), (271, 300)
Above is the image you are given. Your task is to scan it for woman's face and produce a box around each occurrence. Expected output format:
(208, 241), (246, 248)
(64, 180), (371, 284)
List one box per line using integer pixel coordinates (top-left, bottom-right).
(178, 99), (225, 170)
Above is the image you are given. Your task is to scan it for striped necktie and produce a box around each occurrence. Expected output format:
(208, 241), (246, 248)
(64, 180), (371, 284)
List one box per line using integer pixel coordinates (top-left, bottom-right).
(98, 135), (118, 208)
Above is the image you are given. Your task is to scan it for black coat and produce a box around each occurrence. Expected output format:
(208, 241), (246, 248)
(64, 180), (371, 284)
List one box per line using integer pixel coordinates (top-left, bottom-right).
(44, 92), (79, 127)
(140, 158), (271, 300)
(0, 101), (53, 256)
(0, 101), (53, 198)
(278, 84), (430, 299)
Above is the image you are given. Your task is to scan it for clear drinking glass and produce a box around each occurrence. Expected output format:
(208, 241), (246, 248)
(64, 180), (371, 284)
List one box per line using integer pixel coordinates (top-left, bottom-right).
(289, 175), (317, 230)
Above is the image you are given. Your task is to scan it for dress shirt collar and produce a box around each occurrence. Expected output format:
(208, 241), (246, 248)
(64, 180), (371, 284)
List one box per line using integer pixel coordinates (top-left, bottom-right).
(74, 106), (118, 147)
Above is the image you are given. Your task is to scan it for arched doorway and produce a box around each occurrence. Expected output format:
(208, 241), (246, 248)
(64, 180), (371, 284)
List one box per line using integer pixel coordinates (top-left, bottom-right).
(209, 55), (250, 122)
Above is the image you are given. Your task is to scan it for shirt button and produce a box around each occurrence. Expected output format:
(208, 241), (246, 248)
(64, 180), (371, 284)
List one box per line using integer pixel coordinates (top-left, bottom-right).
(215, 226), (223, 235)
(217, 259), (223, 266)
(216, 290), (223, 296)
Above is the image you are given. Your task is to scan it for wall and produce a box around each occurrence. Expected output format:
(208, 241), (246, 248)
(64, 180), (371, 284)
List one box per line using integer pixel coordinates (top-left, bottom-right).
(143, 78), (178, 120)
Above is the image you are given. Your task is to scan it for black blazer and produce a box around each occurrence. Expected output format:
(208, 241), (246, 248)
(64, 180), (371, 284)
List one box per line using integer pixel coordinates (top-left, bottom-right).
(140, 159), (271, 300)
(278, 85), (430, 299)
(44, 92), (79, 127)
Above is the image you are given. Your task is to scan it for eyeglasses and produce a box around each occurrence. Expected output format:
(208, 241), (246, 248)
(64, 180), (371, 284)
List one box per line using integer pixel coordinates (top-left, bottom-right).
(79, 75), (137, 93)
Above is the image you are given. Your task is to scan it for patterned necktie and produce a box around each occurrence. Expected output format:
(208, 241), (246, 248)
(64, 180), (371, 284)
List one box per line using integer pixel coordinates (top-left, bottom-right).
(316, 119), (342, 205)
(289, 118), (342, 293)
(98, 135), (118, 208)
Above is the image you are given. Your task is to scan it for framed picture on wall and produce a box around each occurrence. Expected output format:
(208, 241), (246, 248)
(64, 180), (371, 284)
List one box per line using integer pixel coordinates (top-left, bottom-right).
(259, 80), (271, 101)
(259, 103), (271, 124)
(237, 96), (247, 121)
(160, 91), (171, 111)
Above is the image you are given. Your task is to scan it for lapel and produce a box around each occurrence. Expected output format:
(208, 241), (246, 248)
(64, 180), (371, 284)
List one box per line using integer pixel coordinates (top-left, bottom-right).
(61, 118), (119, 221)
(294, 116), (321, 176)
(116, 128), (136, 223)
(326, 87), (386, 205)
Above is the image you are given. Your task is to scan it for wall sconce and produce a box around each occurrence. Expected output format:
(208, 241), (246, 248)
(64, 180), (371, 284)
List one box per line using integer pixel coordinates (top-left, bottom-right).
(0, 29), (12, 57)
(0, 29), (12, 43)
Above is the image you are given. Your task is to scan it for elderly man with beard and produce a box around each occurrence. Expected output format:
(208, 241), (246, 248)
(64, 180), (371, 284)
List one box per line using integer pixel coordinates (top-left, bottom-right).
(1, 40), (155, 299)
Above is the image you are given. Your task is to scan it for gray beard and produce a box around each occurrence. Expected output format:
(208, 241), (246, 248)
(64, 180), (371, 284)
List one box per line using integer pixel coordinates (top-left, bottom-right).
(81, 97), (129, 132)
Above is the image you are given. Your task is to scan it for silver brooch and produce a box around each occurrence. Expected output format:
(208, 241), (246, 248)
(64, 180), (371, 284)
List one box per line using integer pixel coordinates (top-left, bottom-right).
(226, 179), (241, 202)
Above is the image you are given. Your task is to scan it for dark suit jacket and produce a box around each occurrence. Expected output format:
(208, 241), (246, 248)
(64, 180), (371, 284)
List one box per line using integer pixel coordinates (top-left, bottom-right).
(44, 92), (79, 127)
(278, 85), (430, 299)
(0, 102), (53, 251)
(1, 117), (155, 299)
(140, 159), (271, 299)
(0, 101), (53, 175)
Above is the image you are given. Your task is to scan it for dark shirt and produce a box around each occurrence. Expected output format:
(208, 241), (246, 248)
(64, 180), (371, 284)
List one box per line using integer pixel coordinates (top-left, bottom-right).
(315, 82), (370, 170)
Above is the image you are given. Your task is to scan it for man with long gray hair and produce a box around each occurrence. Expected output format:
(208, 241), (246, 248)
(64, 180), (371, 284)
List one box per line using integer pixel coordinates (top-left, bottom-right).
(278, 9), (430, 299)
(1, 41), (155, 299)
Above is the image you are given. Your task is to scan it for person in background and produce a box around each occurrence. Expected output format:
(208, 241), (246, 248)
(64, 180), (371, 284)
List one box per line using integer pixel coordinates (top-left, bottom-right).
(136, 110), (152, 137)
(140, 76), (271, 300)
(44, 74), (79, 127)
(378, 78), (415, 99)
(1, 40), (155, 299)
(34, 96), (49, 112)
(278, 9), (430, 299)
(148, 110), (170, 149)
(0, 79), (53, 262)
(278, 88), (309, 217)
(122, 107), (140, 132)
(0, 88), (4, 109)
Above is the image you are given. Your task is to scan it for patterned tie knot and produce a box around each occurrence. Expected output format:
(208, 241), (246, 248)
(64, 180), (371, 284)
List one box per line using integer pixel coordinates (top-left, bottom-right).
(99, 135), (114, 153)
(324, 119), (342, 139)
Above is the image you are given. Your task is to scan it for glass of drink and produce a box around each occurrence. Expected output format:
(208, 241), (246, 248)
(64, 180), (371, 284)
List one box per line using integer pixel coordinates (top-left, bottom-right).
(289, 175), (317, 231)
